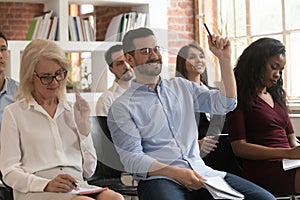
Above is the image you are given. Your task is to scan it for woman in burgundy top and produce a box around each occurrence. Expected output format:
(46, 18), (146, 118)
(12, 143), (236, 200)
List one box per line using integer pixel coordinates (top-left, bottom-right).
(226, 38), (300, 195)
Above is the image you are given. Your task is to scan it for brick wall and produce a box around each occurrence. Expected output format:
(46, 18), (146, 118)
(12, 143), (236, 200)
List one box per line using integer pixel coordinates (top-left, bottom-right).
(167, 0), (195, 78)
(0, 2), (43, 40)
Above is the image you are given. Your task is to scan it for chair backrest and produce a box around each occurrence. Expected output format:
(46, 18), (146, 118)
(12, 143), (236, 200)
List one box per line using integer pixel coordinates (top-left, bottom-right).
(97, 116), (113, 142)
(0, 172), (13, 200)
(202, 134), (242, 176)
(88, 116), (124, 181)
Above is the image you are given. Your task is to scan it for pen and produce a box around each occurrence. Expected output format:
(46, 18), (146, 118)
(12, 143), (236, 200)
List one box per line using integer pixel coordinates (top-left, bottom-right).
(203, 23), (213, 42)
(72, 181), (77, 188)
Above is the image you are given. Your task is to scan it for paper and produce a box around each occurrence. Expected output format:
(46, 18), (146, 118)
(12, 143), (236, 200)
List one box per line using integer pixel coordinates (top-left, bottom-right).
(282, 159), (300, 171)
(69, 185), (107, 195)
(203, 176), (244, 199)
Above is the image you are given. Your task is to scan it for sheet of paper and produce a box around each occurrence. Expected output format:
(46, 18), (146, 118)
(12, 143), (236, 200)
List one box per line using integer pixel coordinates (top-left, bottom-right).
(69, 185), (107, 195)
(282, 159), (300, 171)
(203, 176), (244, 199)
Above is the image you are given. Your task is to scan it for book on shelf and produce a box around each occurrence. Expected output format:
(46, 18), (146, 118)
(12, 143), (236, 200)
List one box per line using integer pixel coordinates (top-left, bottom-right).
(26, 10), (58, 40)
(105, 14), (123, 41)
(282, 158), (300, 171)
(25, 19), (37, 40)
(47, 16), (59, 40)
(68, 16), (78, 41)
(203, 176), (244, 199)
(68, 15), (95, 41)
(105, 12), (149, 42)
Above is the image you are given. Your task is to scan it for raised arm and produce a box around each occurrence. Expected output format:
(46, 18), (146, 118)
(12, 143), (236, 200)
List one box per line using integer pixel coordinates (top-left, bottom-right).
(207, 35), (236, 98)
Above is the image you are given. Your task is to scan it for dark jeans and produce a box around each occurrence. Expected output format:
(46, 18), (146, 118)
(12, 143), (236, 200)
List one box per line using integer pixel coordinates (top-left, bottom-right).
(137, 173), (276, 200)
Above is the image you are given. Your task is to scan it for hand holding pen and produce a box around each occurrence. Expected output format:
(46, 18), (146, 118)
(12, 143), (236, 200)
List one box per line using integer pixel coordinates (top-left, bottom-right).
(44, 174), (78, 193)
(204, 23), (231, 59)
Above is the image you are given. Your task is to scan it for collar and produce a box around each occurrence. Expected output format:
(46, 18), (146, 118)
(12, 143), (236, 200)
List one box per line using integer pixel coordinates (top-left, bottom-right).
(27, 97), (71, 112)
(131, 77), (162, 92)
(0, 76), (9, 94)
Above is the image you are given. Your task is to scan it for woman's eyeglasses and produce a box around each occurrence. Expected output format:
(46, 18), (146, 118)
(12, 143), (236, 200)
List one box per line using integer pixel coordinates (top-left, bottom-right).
(34, 69), (68, 85)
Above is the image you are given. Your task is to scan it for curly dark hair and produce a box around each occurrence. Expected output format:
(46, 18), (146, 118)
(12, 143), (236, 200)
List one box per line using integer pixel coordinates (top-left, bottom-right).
(234, 37), (286, 109)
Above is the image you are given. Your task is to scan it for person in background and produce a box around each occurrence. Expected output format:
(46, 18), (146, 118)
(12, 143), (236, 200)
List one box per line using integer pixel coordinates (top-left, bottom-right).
(108, 27), (275, 200)
(0, 32), (19, 128)
(0, 39), (124, 200)
(226, 37), (300, 195)
(95, 44), (133, 116)
(175, 44), (241, 175)
(176, 43), (220, 156)
(0, 31), (19, 200)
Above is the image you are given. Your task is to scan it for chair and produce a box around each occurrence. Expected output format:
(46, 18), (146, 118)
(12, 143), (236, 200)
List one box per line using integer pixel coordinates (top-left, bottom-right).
(0, 172), (13, 200)
(87, 116), (138, 198)
(201, 134), (242, 176)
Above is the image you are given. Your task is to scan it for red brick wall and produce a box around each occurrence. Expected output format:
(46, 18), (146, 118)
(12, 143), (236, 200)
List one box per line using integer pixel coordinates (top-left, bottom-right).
(94, 6), (131, 41)
(0, 2), (43, 40)
(168, 0), (195, 77)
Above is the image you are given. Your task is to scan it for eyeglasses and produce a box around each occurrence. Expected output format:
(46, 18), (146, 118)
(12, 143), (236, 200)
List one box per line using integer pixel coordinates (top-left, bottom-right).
(138, 46), (161, 56)
(34, 69), (68, 85)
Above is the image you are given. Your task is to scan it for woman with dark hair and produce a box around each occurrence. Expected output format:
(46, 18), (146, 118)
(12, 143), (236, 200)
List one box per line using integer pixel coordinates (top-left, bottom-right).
(226, 37), (300, 194)
(175, 44), (242, 176)
(176, 44), (218, 155)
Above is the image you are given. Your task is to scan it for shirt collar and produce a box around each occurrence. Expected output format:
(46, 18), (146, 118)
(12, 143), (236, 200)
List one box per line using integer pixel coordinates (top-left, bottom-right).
(0, 77), (9, 94)
(131, 77), (162, 92)
(27, 97), (71, 112)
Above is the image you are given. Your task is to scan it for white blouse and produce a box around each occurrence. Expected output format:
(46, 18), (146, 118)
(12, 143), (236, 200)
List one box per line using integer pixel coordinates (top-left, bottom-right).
(0, 98), (97, 193)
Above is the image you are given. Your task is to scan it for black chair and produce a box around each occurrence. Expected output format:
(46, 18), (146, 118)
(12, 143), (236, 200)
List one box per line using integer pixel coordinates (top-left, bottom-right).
(87, 116), (137, 198)
(201, 134), (242, 176)
(0, 172), (13, 200)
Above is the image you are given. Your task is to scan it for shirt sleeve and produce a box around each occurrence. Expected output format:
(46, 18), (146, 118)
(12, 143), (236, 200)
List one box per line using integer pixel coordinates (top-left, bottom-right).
(95, 92), (113, 116)
(187, 79), (237, 114)
(78, 133), (97, 179)
(0, 107), (49, 193)
(107, 101), (156, 178)
(226, 104), (247, 142)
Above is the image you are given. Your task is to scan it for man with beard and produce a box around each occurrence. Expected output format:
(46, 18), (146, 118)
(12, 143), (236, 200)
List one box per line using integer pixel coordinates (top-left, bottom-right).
(95, 44), (133, 116)
(107, 28), (275, 200)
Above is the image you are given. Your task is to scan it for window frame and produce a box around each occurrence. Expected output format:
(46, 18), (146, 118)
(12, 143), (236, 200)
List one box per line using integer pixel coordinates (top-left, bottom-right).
(196, 0), (300, 111)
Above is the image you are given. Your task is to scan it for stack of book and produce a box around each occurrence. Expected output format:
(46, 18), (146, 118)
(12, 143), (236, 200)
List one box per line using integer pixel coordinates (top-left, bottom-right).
(105, 12), (148, 42)
(26, 10), (58, 41)
(68, 15), (95, 41)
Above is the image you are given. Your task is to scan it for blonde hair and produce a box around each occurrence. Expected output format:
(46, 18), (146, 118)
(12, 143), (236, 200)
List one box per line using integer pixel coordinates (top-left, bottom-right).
(15, 39), (71, 102)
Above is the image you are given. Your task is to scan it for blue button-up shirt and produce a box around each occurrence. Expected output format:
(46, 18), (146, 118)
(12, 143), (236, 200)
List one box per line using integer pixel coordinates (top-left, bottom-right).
(108, 77), (237, 181)
(0, 77), (19, 128)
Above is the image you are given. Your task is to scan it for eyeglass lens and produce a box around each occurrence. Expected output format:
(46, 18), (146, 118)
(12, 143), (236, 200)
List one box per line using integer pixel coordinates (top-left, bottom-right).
(37, 69), (67, 85)
(139, 46), (161, 55)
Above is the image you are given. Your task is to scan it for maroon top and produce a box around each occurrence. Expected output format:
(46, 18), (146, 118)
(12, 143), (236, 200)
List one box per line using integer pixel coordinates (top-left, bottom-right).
(226, 96), (296, 194)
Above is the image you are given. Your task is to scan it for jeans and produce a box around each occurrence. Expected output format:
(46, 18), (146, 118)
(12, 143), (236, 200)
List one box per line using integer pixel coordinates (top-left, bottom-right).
(137, 173), (276, 200)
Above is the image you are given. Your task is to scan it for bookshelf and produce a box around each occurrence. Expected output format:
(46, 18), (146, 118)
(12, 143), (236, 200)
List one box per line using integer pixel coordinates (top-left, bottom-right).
(3, 0), (168, 92)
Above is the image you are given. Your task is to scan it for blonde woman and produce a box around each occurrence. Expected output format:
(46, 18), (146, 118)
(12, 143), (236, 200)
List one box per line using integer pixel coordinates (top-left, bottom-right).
(0, 39), (124, 200)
